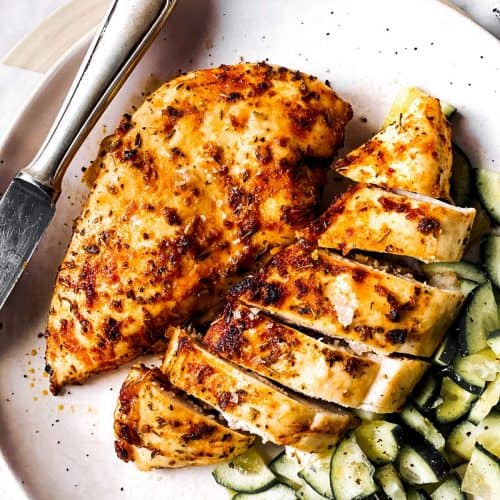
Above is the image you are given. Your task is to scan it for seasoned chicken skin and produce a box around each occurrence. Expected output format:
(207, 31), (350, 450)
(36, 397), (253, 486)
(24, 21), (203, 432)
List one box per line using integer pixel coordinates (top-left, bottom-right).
(308, 183), (475, 263)
(334, 88), (452, 199)
(114, 365), (253, 470)
(162, 327), (358, 453)
(231, 242), (463, 356)
(45, 62), (352, 393)
(203, 303), (428, 412)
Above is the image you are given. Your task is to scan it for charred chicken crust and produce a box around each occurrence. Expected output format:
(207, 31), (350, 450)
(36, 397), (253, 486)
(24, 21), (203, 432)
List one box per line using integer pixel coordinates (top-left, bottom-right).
(114, 364), (253, 470)
(45, 62), (352, 393)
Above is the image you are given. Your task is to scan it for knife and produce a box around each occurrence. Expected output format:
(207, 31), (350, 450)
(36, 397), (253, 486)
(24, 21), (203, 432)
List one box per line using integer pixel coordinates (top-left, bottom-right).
(0, 0), (177, 311)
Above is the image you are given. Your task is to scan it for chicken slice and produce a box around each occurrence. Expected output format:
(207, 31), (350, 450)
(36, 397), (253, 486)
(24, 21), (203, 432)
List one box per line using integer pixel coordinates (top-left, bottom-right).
(162, 327), (358, 453)
(203, 303), (429, 413)
(307, 183), (475, 263)
(114, 365), (253, 470)
(334, 87), (452, 199)
(45, 62), (353, 393)
(231, 242), (463, 357)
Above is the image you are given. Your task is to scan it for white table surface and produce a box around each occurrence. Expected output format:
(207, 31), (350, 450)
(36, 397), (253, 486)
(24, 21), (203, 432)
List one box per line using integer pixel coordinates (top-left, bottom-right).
(0, 1), (498, 499)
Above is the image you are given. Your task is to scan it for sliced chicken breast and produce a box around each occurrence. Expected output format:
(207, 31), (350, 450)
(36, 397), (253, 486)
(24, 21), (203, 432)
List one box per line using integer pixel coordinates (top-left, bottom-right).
(203, 303), (429, 412)
(162, 327), (358, 453)
(334, 87), (452, 199)
(114, 365), (253, 470)
(307, 183), (475, 263)
(231, 242), (463, 357)
(45, 62), (352, 393)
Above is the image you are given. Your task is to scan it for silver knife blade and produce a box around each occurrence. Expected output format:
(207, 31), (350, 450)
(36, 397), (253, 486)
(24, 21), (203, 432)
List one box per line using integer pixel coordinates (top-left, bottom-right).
(0, 177), (54, 310)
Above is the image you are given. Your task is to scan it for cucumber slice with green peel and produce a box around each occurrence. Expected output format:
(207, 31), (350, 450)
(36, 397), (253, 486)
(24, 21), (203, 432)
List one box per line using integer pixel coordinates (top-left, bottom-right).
(354, 420), (403, 465)
(482, 235), (500, 288)
(407, 488), (431, 500)
(487, 330), (500, 356)
(213, 448), (277, 493)
(450, 144), (472, 206)
(433, 336), (457, 367)
(457, 281), (500, 355)
(452, 348), (500, 390)
(469, 373), (500, 424)
(446, 420), (478, 461)
(413, 374), (441, 414)
(400, 405), (445, 452)
(269, 452), (302, 489)
(476, 167), (500, 224)
(297, 482), (327, 500)
(459, 279), (478, 297)
(476, 409), (500, 458)
(232, 483), (298, 500)
(421, 261), (487, 284)
(434, 376), (477, 424)
(374, 464), (406, 500)
(462, 445), (500, 498)
(298, 454), (333, 498)
(330, 433), (378, 500)
(397, 441), (449, 485)
(430, 474), (464, 500)
(441, 102), (456, 119)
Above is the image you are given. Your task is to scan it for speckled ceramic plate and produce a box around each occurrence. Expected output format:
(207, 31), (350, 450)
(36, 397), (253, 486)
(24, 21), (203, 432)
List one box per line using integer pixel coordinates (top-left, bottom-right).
(0, 1), (499, 499)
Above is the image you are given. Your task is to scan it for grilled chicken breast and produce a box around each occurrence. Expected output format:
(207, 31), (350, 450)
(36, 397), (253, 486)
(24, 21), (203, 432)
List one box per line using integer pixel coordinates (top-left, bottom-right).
(231, 242), (463, 357)
(45, 62), (353, 393)
(334, 87), (452, 199)
(308, 183), (475, 263)
(114, 365), (253, 470)
(162, 327), (358, 453)
(203, 303), (429, 412)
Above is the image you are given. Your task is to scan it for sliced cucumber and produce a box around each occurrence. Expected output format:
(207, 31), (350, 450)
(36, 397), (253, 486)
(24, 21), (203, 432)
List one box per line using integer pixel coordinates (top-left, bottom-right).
(487, 330), (500, 357)
(433, 335), (457, 368)
(459, 279), (478, 297)
(457, 281), (500, 355)
(413, 374), (441, 414)
(446, 420), (478, 461)
(435, 376), (477, 424)
(270, 452), (302, 489)
(354, 420), (403, 465)
(429, 474), (464, 500)
(476, 167), (500, 224)
(374, 464), (406, 500)
(441, 102), (456, 120)
(482, 235), (500, 289)
(468, 372), (500, 424)
(400, 405), (445, 452)
(213, 448), (277, 493)
(330, 433), (378, 500)
(476, 409), (500, 458)
(452, 348), (500, 390)
(298, 454), (333, 498)
(421, 261), (487, 285)
(232, 483), (298, 500)
(450, 144), (472, 206)
(397, 441), (449, 485)
(297, 482), (326, 500)
(407, 488), (431, 500)
(462, 445), (500, 498)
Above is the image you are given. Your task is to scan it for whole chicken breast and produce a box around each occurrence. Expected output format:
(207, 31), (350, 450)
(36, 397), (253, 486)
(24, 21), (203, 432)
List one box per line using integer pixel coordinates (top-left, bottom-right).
(162, 327), (358, 453)
(231, 242), (463, 357)
(114, 365), (253, 470)
(45, 62), (352, 393)
(203, 303), (429, 412)
(334, 87), (452, 199)
(308, 182), (475, 263)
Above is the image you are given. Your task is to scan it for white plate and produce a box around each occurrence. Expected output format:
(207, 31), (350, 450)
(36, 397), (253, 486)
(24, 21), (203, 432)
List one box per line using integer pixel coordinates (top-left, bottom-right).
(0, 1), (499, 499)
